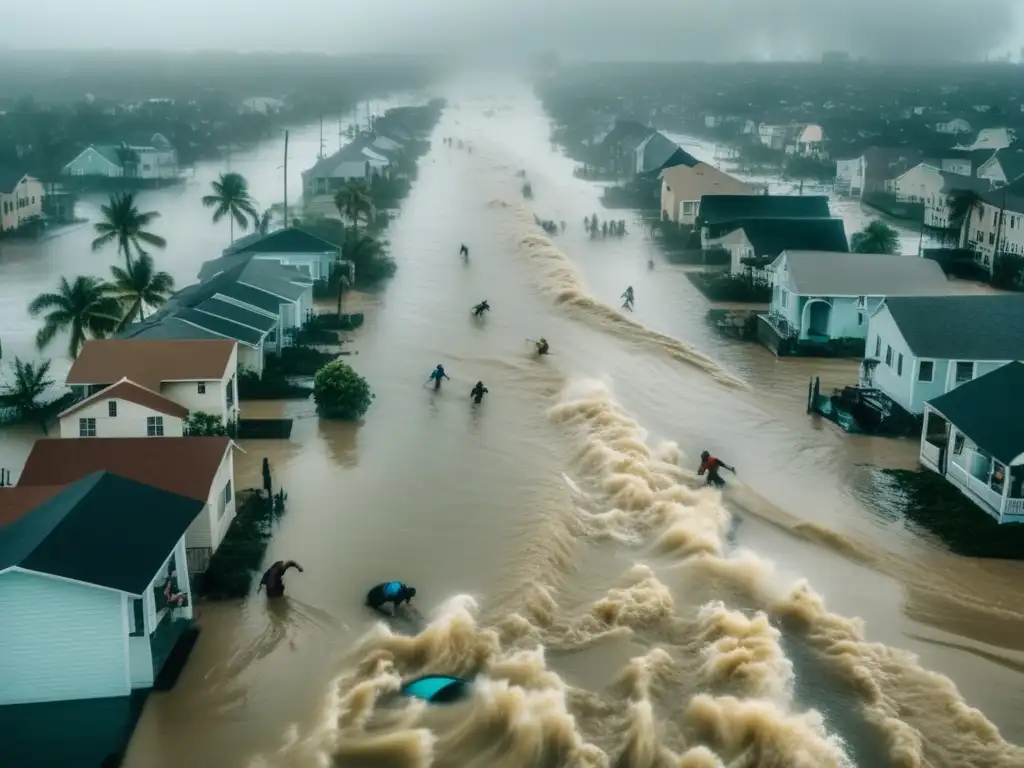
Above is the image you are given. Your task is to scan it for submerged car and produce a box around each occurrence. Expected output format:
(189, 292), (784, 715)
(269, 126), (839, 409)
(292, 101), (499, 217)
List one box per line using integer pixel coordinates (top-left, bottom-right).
(399, 675), (471, 703)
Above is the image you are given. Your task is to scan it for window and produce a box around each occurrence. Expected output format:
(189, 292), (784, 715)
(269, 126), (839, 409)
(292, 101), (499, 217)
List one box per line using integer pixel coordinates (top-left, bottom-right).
(874, 336), (881, 357)
(218, 478), (233, 519)
(682, 201), (696, 215)
(781, 289), (789, 309)
(108, 401), (118, 417)
(147, 416), (165, 436)
(857, 313), (864, 326)
(197, 382), (206, 394)
(79, 418), (96, 437)
(225, 376), (236, 408)
(955, 361), (973, 384)
(953, 432), (965, 455)
(130, 598), (145, 637)
(897, 353), (903, 376)
(885, 345), (893, 366)
(918, 361), (934, 382)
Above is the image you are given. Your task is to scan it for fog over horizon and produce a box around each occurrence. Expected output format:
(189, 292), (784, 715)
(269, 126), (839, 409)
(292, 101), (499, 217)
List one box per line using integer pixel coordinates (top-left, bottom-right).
(3, 0), (1024, 64)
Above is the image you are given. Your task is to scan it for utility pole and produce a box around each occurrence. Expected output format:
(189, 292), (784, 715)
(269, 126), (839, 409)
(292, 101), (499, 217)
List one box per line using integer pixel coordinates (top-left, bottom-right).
(338, 116), (343, 150)
(992, 186), (1008, 274)
(283, 130), (289, 228)
(319, 115), (325, 159)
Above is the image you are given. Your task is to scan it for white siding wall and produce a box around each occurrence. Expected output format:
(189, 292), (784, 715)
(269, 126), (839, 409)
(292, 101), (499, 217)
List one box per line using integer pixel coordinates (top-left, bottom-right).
(237, 343), (265, 376)
(162, 380), (229, 420)
(58, 398), (184, 439)
(0, 571), (127, 705)
(183, 448), (235, 550)
(252, 253), (335, 281)
(865, 307), (917, 413)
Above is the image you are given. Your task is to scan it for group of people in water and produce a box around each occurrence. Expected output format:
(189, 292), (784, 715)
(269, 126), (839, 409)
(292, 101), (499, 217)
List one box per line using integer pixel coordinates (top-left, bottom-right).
(584, 214), (626, 239)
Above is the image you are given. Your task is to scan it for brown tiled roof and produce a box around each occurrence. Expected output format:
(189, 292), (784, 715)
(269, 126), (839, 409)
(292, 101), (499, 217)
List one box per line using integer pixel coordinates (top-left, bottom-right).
(66, 339), (235, 390)
(0, 486), (65, 527)
(18, 437), (231, 502)
(59, 378), (190, 419)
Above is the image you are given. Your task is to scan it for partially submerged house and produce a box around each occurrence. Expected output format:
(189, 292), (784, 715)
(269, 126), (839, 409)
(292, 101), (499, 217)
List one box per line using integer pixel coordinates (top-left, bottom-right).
(0, 471), (202, 705)
(301, 138), (389, 203)
(17, 436), (235, 575)
(975, 148), (1024, 188)
(759, 251), (950, 356)
(0, 170), (45, 233)
(659, 163), (753, 225)
(709, 217), (849, 277)
(57, 378), (188, 438)
(221, 226), (342, 282)
(920, 362), (1024, 524)
(696, 194), (832, 245)
(66, 339), (239, 424)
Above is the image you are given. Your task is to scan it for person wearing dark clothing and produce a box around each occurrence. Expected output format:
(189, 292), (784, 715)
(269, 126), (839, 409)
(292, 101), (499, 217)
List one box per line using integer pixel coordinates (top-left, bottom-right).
(459, 244), (469, 257)
(535, 338), (549, 355)
(258, 560), (304, 598)
(429, 364), (450, 390)
(366, 581), (417, 615)
(471, 382), (488, 404)
(472, 301), (490, 317)
(698, 451), (735, 488)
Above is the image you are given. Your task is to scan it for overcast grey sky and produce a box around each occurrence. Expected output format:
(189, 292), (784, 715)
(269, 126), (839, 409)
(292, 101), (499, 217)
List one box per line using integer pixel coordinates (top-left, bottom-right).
(4, 0), (1023, 63)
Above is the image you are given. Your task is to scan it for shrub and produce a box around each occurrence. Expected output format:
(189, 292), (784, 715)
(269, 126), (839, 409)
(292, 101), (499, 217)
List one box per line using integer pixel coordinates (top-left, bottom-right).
(184, 411), (236, 437)
(686, 272), (772, 302)
(313, 359), (374, 419)
(237, 364), (312, 400)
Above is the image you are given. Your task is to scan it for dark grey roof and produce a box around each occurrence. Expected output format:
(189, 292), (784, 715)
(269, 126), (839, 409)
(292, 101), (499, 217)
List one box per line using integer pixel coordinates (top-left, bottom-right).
(994, 149), (1024, 183)
(0, 472), (203, 594)
(195, 298), (278, 332)
(727, 217), (849, 257)
(781, 252), (949, 296)
(938, 171), (990, 195)
(217, 281), (285, 314)
(884, 294), (1024, 360)
(199, 253), (313, 285)
(224, 226), (340, 256)
(116, 316), (225, 342)
(928, 362), (1024, 464)
(637, 132), (698, 174)
(176, 308), (267, 347)
(237, 272), (307, 301)
(981, 175), (1024, 215)
(698, 195), (831, 227)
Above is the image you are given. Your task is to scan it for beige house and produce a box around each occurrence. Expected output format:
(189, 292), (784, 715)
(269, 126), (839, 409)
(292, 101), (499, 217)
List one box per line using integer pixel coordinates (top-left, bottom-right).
(660, 163), (753, 225)
(57, 378), (188, 439)
(0, 172), (44, 233)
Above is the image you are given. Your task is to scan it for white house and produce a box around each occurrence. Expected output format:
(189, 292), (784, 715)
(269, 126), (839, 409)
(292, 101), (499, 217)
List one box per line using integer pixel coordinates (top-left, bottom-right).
(935, 118), (972, 135)
(759, 251), (951, 355)
(61, 136), (178, 181)
(0, 471), (202, 704)
(57, 378), (188, 438)
(975, 148), (1024, 188)
(834, 157), (865, 197)
(961, 181), (1024, 269)
(919, 362), (1024, 524)
(886, 163), (991, 228)
(862, 294), (1024, 416)
(302, 139), (389, 204)
(18, 436), (236, 575)
(708, 217), (849, 277)
(793, 124), (825, 157)
(66, 339), (239, 424)
(758, 124), (790, 150)
(0, 171), (45, 233)
(222, 226), (342, 282)
(60, 146), (124, 178)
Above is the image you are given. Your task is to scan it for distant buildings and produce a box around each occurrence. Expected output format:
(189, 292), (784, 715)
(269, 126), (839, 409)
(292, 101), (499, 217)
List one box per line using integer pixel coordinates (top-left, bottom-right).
(0, 171), (44, 233)
(61, 134), (179, 182)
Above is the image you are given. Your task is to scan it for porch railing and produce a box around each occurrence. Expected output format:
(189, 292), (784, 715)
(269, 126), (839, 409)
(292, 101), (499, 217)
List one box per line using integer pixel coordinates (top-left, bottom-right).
(1005, 497), (1024, 518)
(763, 311), (798, 339)
(921, 440), (941, 468)
(947, 457), (1003, 516)
(186, 547), (213, 574)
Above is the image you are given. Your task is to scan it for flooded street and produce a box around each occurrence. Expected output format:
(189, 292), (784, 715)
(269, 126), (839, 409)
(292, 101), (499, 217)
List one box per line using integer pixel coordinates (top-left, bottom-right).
(5, 77), (1024, 767)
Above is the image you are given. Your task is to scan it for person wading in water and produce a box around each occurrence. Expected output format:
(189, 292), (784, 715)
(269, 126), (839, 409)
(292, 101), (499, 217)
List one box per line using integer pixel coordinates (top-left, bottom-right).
(698, 451), (736, 488)
(471, 381), (488, 404)
(472, 300), (490, 317)
(258, 560), (304, 598)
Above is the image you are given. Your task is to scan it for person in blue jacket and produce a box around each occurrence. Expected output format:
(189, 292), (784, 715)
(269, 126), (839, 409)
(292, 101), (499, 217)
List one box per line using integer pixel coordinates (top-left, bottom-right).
(366, 581), (417, 615)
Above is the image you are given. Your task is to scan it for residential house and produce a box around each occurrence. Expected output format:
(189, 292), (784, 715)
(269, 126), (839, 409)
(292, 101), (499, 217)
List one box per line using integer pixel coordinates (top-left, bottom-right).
(710, 218), (849, 277)
(17, 436), (235, 575)
(57, 378), (188, 438)
(935, 118), (973, 135)
(757, 124), (790, 150)
(222, 226), (343, 282)
(846, 146), (925, 196)
(633, 133), (696, 176)
(596, 120), (653, 176)
(61, 135), (178, 180)
(0, 170), (44, 233)
(301, 138), (390, 203)
(834, 156), (865, 197)
(956, 127), (1014, 153)
(928, 172), (991, 230)
(961, 177), (1024, 268)
(66, 338), (239, 424)
(976, 148), (1024, 188)
(919, 362), (1024, 524)
(696, 194), (832, 245)
(759, 251), (950, 355)
(792, 124), (826, 157)
(60, 146), (124, 178)
(0, 471), (202, 704)
(862, 294), (1024, 416)
(885, 163), (990, 228)
(659, 162), (752, 224)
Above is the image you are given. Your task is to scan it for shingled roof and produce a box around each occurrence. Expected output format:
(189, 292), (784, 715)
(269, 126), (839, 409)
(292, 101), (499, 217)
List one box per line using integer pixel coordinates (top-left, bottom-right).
(58, 378), (189, 419)
(883, 294), (1024, 360)
(67, 339), (235, 389)
(724, 217), (849, 257)
(698, 195), (831, 227)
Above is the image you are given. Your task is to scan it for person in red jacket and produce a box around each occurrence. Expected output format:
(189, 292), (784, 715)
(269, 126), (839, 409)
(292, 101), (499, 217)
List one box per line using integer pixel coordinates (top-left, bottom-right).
(698, 451), (735, 488)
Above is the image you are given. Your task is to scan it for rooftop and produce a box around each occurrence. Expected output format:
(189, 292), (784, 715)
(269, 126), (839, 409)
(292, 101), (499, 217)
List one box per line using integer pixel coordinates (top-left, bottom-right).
(66, 339), (235, 389)
(18, 436), (231, 502)
(223, 226), (340, 257)
(0, 472), (203, 595)
(726, 217), (849, 257)
(0, 486), (64, 527)
(780, 251), (950, 296)
(697, 194), (831, 226)
(928, 362), (1024, 466)
(884, 294), (1024, 360)
(58, 378), (189, 420)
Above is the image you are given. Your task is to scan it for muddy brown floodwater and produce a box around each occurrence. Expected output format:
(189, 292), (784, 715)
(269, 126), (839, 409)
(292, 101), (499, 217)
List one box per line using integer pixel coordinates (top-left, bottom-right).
(9, 77), (1023, 767)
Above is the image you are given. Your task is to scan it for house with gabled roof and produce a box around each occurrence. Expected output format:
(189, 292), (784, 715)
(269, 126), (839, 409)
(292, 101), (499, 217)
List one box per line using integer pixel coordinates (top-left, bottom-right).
(976, 148), (1024, 188)
(18, 436), (235, 575)
(697, 194), (832, 245)
(66, 339), (238, 424)
(57, 378), (188, 439)
(660, 161), (752, 224)
(222, 226), (342, 282)
(961, 176), (1024, 270)
(0, 169), (44, 233)
(0, 471), (203, 704)
(301, 138), (389, 204)
(709, 217), (849, 277)
(759, 251), (951, 355)
(919, 362), (1024, 524)
(863, 294), (1024, 416)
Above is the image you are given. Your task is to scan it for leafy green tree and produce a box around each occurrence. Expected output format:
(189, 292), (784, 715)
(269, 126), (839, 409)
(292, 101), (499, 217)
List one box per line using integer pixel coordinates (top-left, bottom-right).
(0, 357), (55, 433)
(333, 180), (374, 235)
(107, 253), (175, 329)
(202, 172), (260, 242)
(28, 276), (121, 358)
(851, 220), (900, 255)
(91, 191), (167, 269)
(343, 232), (395, 289)
(313, 360), (374, 419)
(184, 411), (234, 436)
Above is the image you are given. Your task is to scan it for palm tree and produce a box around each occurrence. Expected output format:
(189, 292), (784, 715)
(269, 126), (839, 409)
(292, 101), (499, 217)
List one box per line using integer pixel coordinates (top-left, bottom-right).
(851, 220), (900, 254)
(29, 276), (122, 359)
(258, 208), (273, 235)
(333, 180), (374, 235)
(947, 189), (985, 247)
(202, 172), (260, 242)
(91, 191), (167, 269)
(0, 357), (55, 433)
(107, 253), (175, 329)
